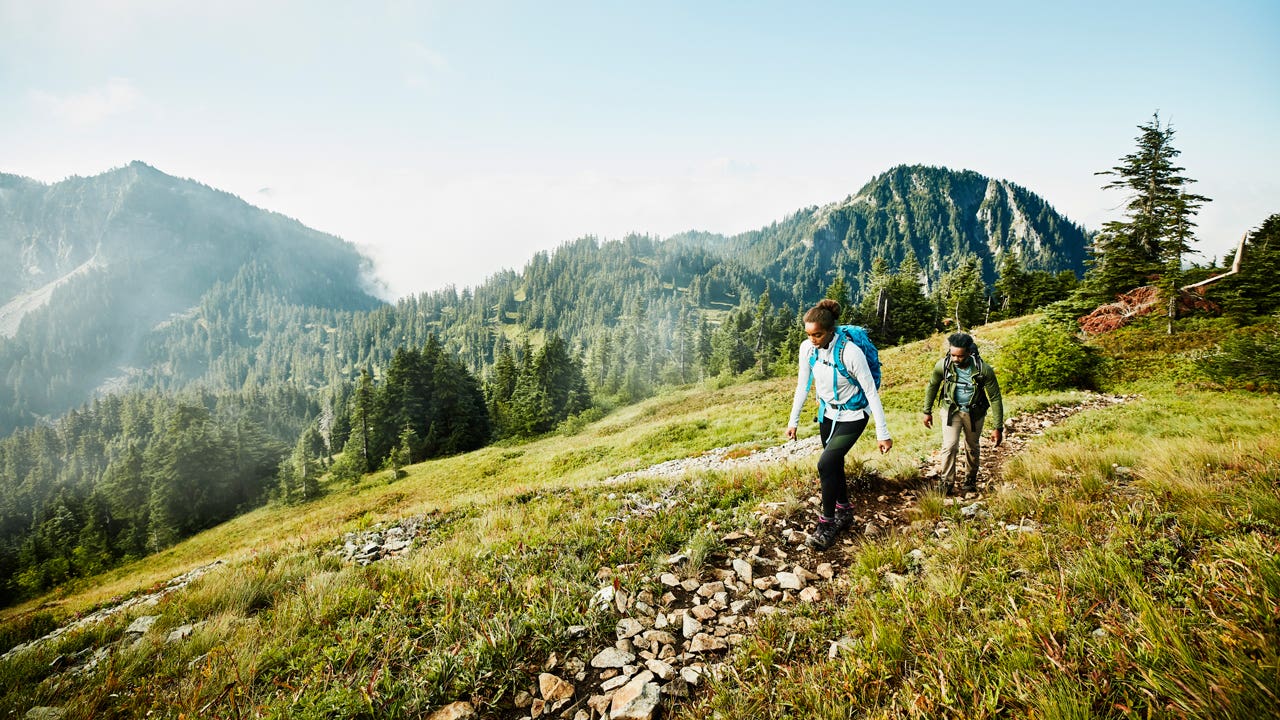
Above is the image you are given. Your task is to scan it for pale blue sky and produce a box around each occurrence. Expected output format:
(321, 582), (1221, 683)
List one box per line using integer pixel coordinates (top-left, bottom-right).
(3, 1), (1277, 299)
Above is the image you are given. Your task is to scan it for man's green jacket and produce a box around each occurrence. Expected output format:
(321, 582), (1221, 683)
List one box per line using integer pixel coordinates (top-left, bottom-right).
(921, 355), (1004, 427)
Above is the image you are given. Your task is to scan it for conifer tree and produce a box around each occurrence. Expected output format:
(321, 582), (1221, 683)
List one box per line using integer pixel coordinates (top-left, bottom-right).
(932, 256), (986, 331)
(1216, 214), (1280, 320)
(823, 275), (857, 324)
(994, 250), (1031, 318)
(348, 368), (378, 473)
(751, 287), (775, 376)
(1089, 113), (1210, 303)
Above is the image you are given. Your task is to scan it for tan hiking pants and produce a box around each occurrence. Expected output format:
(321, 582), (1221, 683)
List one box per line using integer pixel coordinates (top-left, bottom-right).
(940, 406), (983, 485)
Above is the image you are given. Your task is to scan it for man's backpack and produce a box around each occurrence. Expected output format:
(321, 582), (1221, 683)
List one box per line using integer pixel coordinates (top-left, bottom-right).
(941, 347), (989, 411)
(807, 325), (881, 418)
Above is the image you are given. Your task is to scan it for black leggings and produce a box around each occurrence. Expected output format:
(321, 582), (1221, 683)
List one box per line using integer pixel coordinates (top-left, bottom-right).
(817, 415), (869, 519)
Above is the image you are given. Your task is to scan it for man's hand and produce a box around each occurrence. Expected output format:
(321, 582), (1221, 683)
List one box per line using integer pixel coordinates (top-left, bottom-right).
(922, 412), (933, 429)
(785, 426), (797, 441)
(878, 438), (893, 454)
(991, 428), (1004, 446)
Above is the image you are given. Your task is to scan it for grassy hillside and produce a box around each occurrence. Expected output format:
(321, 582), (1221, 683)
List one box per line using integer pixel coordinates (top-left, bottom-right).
(2, 316), (1277, 719)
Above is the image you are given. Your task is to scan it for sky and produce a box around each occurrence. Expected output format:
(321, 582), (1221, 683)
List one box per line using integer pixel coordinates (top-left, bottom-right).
(2, 1), (1277, 300)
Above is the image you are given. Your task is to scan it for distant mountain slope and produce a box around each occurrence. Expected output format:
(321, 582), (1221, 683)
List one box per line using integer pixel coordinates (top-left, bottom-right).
(0, 162), (1091, 439)
(0, 162), (383, 433)
(674, 164), (1090, 300)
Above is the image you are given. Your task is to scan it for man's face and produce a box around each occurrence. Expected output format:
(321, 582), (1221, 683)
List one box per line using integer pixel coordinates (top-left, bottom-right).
(805, 322), (832, 349)
(948, 346), (971, 366)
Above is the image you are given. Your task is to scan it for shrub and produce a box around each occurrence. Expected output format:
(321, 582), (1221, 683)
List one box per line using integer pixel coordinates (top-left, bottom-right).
(999, 320), (1096, 392)
(1202, 320), (1280, 392)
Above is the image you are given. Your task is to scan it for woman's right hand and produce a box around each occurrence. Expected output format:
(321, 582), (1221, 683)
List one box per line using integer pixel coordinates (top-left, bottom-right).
(785, 426), (797, 440)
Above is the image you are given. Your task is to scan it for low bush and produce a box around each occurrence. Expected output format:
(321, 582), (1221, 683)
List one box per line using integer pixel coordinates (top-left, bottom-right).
(999, 320), (1096, 392)
(1202, 319), (1280, 392)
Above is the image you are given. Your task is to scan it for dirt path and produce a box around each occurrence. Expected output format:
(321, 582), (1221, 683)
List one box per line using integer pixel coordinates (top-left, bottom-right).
(786, 391), (1135, 548)
(605, 391), (1134, 546)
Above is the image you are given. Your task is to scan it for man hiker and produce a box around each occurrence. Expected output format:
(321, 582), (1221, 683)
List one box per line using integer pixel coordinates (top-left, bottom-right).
(921, 332), (1003, 495)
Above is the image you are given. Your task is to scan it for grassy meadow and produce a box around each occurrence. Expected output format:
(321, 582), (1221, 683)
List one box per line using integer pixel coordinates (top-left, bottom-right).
(1, 316), (1277, 719)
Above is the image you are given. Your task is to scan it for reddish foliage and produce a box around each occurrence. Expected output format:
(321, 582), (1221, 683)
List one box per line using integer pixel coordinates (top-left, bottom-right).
(1078, 285), (1220, 334)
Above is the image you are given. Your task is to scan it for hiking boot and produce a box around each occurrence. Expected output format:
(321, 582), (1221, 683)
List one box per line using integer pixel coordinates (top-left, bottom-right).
(834, 507), (855, 533)
(807, 519), (841, 551)
(962, 478), (978, 495)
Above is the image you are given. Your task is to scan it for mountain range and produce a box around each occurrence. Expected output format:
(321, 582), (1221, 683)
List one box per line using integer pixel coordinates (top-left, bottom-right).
(0, 161), (1090, 437)
(0, 162), (382, 432)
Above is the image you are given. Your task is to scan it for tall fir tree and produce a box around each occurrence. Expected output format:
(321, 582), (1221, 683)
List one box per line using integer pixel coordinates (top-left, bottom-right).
(932, 256), (986, 331)
(1089, 113), (1211, 304)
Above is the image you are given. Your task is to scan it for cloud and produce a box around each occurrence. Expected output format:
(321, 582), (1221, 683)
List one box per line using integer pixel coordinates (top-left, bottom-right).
(30, 78), (142, 127)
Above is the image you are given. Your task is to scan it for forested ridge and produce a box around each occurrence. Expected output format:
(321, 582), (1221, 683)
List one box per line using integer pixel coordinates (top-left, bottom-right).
(16, 155), (1260, 608)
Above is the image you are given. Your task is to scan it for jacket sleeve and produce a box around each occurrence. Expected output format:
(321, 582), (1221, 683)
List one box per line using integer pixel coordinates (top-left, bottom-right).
(921, 360), (944, 414)
(787, 341), (813, 428)
(842, 342), (891, 442)
(982, 360), (1004, 427)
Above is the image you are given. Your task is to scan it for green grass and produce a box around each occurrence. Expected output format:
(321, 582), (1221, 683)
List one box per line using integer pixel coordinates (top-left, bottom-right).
(3, 318), (1278, 719)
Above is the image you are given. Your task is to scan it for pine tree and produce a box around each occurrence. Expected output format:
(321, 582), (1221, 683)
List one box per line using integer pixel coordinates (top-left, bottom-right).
(932, 256), (986, 331)
(823, 275), (857, 323)
(886, 254), (937, 343)
(1089, 113), (1210, 303)
(994, 250), (1032, 318)
(751, 287), (775, 376)
(348, 368), (379, 473)
(1216, 214), (1280, 320)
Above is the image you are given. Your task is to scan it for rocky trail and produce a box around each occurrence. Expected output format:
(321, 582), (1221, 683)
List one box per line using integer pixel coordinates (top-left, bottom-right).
(7, 393), (1133, 720)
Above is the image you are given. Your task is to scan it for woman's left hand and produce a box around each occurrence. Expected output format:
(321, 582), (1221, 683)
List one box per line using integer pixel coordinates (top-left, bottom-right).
(878, 438), (893, 454)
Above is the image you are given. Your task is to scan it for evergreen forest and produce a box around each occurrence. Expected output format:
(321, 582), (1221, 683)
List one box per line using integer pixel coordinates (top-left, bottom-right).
(1, 145), (1275, 609)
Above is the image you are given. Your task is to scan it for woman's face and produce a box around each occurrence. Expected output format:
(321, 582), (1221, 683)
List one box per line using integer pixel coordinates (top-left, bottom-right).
(805, 322), (832, 349)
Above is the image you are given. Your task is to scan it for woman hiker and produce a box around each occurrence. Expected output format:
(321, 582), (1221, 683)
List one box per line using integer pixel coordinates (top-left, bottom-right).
(785, 299), (893, 550)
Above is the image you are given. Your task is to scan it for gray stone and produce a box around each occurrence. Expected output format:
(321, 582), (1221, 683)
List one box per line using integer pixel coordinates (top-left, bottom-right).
(383, 539), (411, 553)
(680, 665), (705, 685)
(681, 612), (702, 639)
(615, 618), (645, 639)
(609, 672), (659, 720)
(776, 572), (803, 590)
(591, 585), (616, 610)
(125, 615), (159, 635)
(793, 565), (820, 582)
(600, 672), (633, 692)
(590, 647), (634, 668)
(689, 604), (717, 621)
(688, 633), (727, 653)
(644, 657), (674, 680)
(165, 623), (195, 644)
(642, 630), (677, 647)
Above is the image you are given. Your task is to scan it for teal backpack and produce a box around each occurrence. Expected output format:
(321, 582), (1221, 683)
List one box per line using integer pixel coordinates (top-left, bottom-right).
(807, 325), (881, 419)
